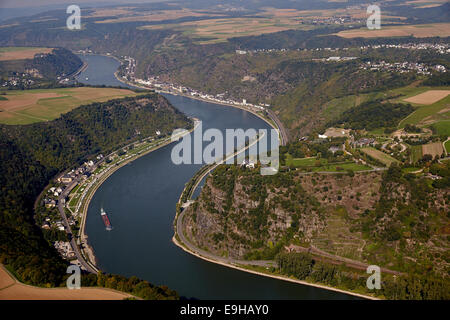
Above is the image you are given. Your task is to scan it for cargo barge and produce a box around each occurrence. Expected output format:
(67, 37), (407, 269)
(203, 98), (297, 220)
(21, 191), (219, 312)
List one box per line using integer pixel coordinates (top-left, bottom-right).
(101, 208), (113, 231)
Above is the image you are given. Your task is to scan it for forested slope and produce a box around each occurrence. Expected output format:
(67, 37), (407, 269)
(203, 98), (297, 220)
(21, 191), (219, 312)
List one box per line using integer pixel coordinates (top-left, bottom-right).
(0, 92), (191, 298)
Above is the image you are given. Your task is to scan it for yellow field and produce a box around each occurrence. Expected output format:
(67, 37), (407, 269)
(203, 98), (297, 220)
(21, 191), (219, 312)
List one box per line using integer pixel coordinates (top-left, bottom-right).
(422, 142), (444, 158)
(0, 87), (139, 125)
(336, 23), (450, 38)
(0, 47), (53, 61)
(404, 90), (450, 105)
(142, 16), (312, 44)
(0, 265), (131, 300)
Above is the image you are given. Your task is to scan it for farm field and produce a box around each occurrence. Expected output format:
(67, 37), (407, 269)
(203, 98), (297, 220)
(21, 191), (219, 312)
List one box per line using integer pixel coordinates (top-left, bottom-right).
(422, 142), (444, 158)
(409, 145), (423, 163)
(0, 87), (140, 125)
(0, 264), (131, 300)
(430, 121), (450, 136)
(404, 90), (450, 105)
(361, 147), (399, 166)
(285, 155), (371, 172)
(0, 47), (53, 61)
(336, 23), (450, 38)
(397, 88), (450, 128)
(285, 155), (327, 167)
(142, 17), (312, 44)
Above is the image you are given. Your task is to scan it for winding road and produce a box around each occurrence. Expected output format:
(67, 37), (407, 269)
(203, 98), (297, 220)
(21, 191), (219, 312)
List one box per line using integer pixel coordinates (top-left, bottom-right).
(58, 182), (98, 274)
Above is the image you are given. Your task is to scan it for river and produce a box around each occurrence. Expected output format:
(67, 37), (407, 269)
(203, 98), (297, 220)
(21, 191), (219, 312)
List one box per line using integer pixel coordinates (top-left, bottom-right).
(77, 54), (356, 300)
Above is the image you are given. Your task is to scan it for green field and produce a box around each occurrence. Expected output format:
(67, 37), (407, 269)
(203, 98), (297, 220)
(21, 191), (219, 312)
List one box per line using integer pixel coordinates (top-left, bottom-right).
(402, 167), (422, 174)
(444, 140), (450, 154)
(409, 145), (423, 163)
(285, 155), (327, 167)
(0, 87), (141, 125)
(0, 47), (41, 53)
(430, 121), (450, 136)
(285, 155), (371, 172)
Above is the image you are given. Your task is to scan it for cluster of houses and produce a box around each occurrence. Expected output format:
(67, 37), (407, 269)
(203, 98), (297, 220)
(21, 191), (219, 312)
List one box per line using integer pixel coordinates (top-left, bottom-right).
(241, 159), (256, 169)
(352, 138), (377, 148)
(360, 43), (450, 55)
(57, 157), (102, 185)
(299, 15), (362, 26)
(43, 186), (65, 209)
(314, 56), (358, 63)
(120, 55), (136, 81)
(131, 74), (268, 112)
(54, 241), (75, 259)
(1, 73), (36, 88)
(315, 128), (378, 151)
(360, 61), (446, 75)
(235, 42), (449, 57)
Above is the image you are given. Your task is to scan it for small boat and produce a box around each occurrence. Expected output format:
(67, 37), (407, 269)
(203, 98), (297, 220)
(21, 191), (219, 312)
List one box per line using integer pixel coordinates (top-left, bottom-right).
(101, 208), (112, 231)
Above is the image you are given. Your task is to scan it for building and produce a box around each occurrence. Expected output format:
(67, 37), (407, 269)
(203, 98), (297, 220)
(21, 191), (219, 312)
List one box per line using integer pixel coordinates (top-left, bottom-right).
(59, 175), (73, 184)
(353, 138), (376, 148)
(329, 146), (342, 154)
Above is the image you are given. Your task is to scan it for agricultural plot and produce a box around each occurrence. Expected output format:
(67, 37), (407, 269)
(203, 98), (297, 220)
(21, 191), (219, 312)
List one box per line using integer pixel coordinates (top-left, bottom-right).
(0, 47), (53, 61)
(431, 121), (450, 136)
(336, 23), (450, 38)
(422, 142), (444, 158)
(409, 145), (423, 163)
(0, 87), (140, 125)
(397, 88), (450, 128)
(285, 155), (327, 167)
(285, 155), (371, 172)
(0, 265), (131, 300)
(404, 90), (450, 105)
(361, 147), (399, 166)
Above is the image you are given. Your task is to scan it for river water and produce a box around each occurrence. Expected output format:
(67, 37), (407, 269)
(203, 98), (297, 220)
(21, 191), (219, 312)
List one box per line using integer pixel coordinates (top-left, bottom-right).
(77, 54), (355, 300)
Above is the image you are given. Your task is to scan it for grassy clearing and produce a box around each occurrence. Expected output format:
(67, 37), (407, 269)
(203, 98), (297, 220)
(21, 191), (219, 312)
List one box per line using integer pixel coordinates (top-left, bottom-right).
(430, 121), (450, 136)
(361, 147), (399, 166)
(444, 140), (450, 154)
(286, 155), (327, 167)
(409, 145), (423, 163)
(402, 167), (422, 174)
(285, 155), (371, 172)
(0, 87), (141, 125)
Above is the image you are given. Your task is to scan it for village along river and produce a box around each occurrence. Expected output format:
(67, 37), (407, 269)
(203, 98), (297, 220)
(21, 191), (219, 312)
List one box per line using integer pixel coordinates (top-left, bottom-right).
(77, 54), (355, 299)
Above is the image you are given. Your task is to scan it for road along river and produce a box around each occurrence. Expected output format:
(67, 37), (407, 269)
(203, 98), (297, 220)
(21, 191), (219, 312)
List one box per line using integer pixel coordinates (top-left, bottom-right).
(77, 54), (357, 300)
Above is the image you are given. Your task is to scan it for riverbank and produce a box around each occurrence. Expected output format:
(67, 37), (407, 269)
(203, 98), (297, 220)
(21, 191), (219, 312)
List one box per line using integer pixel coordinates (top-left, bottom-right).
(75, 120), (200, 271)
(112, 68), (286, 145)
(172, 236), (378, 301)
(171, 139), (380, 300)
(173, 202), (379, 300)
